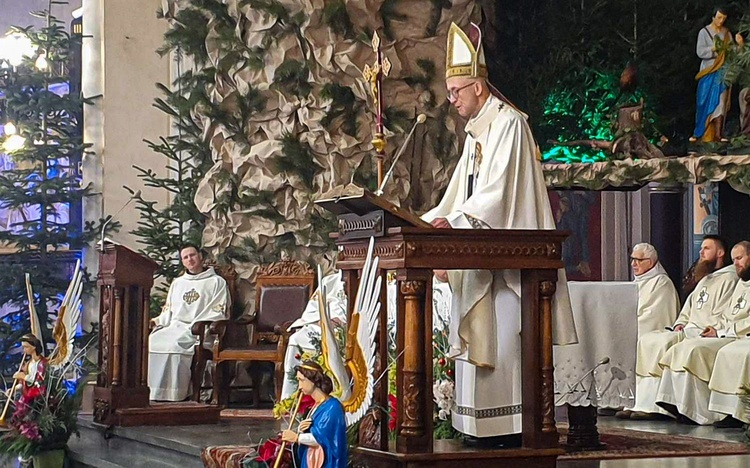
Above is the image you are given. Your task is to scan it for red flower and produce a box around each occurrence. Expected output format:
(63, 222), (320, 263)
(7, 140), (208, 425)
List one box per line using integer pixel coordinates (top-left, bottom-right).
(297, 394), (316, 416)
(24, 386), (43, 400)
(255, 436), (291, 467)
(388, 394), (397, 432)
(19, 422), (41, 441)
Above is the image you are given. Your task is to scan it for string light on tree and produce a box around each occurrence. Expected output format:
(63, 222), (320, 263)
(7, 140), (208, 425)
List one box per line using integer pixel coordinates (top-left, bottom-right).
(34, 53), (48, 71)
(0, 32), (35, 67)
(3, 134), (25, 152)
(3, 121), (16, 135)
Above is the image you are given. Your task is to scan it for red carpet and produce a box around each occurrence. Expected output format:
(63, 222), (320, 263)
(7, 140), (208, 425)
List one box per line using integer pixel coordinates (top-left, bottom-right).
(559, 426), (750, 460)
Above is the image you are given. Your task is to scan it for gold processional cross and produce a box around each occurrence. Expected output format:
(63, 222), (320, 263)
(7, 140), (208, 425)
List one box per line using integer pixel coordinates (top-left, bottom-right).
(362, 32), (391, 188)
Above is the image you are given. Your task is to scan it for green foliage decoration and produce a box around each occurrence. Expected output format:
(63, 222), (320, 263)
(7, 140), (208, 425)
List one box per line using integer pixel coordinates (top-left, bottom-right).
(0, 7), (109, 373)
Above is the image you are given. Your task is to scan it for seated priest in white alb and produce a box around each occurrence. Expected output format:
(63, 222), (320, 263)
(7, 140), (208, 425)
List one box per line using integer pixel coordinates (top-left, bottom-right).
(709, 308), (750, 428)
(148, 244), (229, 401)
(281, 272), (347, 399)
(655, 241), (750, 425)
(617, 235), (736, 419)
(422, 22), (577, 445)
(631, 243), (680, 337)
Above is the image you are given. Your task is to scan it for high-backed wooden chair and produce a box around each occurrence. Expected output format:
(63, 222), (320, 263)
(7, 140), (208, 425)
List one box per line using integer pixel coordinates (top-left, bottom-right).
(209, 260), (314, 406)
(190, 261), (239, 402)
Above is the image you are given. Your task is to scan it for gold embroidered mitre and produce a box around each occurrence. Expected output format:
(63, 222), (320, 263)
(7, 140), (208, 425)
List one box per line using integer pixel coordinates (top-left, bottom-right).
(446, 22), (488, 79)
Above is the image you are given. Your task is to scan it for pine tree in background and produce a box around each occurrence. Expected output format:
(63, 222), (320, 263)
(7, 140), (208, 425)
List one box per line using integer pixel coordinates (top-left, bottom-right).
(0, 5), (103, 375)
(124, 5), (220, 308)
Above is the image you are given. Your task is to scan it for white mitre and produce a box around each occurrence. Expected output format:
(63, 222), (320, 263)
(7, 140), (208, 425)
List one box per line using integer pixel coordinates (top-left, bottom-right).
(446, 22), (488, 79)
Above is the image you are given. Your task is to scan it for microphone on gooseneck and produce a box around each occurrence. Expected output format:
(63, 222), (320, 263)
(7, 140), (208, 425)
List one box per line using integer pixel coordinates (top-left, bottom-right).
(99, 190), (141, 252)
(375, 114), (427, 196)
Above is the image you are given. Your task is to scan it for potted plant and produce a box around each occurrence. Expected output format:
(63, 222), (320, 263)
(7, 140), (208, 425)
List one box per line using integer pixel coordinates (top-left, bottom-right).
(0, 357), (86, 467)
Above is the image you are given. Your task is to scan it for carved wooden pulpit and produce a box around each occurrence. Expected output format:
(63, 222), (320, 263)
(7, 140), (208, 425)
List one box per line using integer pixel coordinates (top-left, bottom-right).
(93, 243), (221, 426)
(93, 243), (158, 425)
(318, 187), (567, 467)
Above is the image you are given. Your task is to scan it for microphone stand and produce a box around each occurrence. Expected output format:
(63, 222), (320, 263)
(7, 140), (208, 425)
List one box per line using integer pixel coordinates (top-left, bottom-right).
(99, 193), (139, 252)
(555, 357), (610, 406)
(375, 114), (426, 196)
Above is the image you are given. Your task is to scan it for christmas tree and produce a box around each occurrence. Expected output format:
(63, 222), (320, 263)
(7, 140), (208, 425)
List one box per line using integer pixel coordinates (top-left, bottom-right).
(0, 5), (102, 374)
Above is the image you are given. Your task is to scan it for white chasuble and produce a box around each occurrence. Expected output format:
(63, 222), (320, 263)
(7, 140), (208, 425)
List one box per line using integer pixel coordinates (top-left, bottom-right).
(634, 262), (680, 336)
(422, 95), (578, 437)
(148, 267), (229, 401)
(654, 279), (750, 425)
(629, 265), (736, 416)
(709, 338), (750, 423)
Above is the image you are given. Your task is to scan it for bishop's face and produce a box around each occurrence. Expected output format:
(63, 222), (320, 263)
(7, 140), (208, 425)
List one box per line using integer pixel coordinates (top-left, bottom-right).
(446, 77), (483, 119)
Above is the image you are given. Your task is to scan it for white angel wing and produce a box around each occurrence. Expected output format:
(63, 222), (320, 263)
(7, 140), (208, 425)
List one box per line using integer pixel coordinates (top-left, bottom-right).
(317, 265), (351, 401)
(341, 237), (381, 426)
(25, 273), (43, 342)
(49, 260), (83, 366)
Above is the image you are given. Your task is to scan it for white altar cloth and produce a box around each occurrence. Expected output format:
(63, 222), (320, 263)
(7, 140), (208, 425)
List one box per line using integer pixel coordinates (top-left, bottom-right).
(554, 281), (638, 409)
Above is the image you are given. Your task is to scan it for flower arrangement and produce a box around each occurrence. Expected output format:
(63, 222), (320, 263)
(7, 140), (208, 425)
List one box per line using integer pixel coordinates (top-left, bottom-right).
(431, 311), (459, 440)
(0, 365), (85, 460)
(386, 291), (459, 440)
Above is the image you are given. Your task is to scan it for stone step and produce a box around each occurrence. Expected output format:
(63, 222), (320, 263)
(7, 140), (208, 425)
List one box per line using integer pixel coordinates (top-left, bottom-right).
(68, 416), (204, 468)
(67, 414), (276, 468)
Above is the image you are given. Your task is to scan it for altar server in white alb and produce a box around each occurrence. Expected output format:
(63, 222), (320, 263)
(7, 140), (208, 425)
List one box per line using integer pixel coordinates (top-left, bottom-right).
(148, 244), (229, 401)
(281, 271), (347, 399)
(618, 236), (737, 419)
(631, 243), (680, 337)
(422, 22), (577, 443)
(655, 241), (750, 425)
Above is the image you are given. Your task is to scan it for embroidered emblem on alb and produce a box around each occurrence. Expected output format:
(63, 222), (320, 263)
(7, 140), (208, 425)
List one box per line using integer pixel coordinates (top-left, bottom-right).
(183, 288), (200, 305)
(732, 294), (747, 315)
(696, 287), (709, 309)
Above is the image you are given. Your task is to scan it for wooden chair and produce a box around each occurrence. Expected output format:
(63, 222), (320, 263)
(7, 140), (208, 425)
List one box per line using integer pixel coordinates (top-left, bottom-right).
(190, 262), (239, 402)
(209, 260), (314, 407)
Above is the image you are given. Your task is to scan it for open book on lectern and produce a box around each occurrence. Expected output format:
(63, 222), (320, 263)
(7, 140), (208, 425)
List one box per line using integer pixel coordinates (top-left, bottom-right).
(315, 184), (431, 240)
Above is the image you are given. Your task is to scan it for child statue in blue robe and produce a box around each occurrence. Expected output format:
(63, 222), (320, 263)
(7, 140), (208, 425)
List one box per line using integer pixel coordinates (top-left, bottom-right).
(281, 361), (348, 468)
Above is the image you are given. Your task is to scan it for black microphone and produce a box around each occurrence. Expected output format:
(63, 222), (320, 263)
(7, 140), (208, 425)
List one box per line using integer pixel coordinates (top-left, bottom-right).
(100, 190), (141, 252)
(375, 114), (427, 196)
(554, 356), (610, 405)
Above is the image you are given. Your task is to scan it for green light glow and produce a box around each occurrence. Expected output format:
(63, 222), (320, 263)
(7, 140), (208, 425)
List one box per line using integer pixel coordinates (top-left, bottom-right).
(539, 68), (654, 164)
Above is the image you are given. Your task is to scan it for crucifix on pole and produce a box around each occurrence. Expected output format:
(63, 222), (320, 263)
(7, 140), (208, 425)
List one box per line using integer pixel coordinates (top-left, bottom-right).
(362, 32), (391, 188)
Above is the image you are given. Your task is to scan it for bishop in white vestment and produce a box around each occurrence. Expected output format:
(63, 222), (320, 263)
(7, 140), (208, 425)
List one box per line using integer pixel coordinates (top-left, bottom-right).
(625, 237), (736, 418)
(631, 243), (680, 337)
(281, 272), (347, 399)
(148, 246), (229, 401)
(422, 22), (577, 439)
(655, 242), (750, 424)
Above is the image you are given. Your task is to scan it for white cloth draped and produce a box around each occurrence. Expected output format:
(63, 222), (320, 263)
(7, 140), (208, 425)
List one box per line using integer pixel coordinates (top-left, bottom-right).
(148, 268), (229, 401)
(634, 262), (680, 336)
(554, 282), (637, 410)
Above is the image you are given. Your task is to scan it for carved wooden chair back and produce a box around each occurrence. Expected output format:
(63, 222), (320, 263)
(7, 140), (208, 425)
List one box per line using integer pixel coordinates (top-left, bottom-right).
(252, 260), (315, 343)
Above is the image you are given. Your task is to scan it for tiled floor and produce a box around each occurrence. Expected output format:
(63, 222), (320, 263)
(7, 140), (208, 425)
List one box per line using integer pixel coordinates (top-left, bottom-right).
(559, 416), (750, 468)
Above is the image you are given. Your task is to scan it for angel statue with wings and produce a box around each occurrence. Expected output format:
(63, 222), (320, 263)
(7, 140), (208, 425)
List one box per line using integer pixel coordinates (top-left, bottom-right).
(0, 260), (84, 461)
(275, 238), (382, 468)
